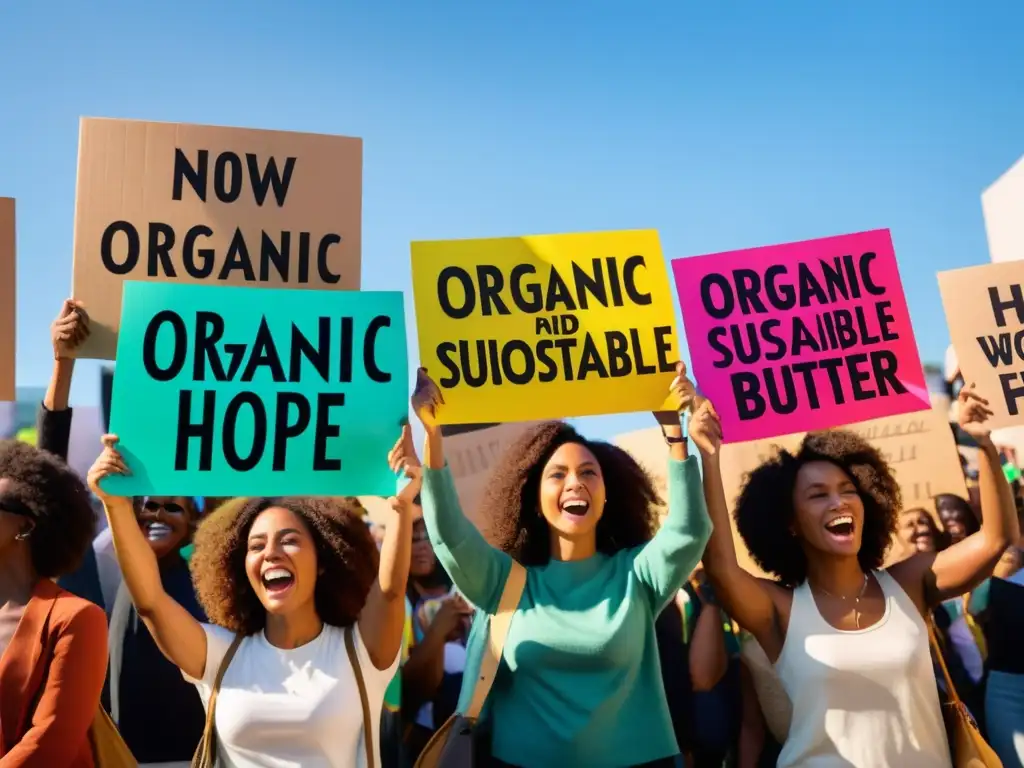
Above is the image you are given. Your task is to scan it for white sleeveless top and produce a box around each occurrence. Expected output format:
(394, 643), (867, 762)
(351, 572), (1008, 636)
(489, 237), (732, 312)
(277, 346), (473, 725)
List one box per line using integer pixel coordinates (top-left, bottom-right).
(775, 570), (951, 767)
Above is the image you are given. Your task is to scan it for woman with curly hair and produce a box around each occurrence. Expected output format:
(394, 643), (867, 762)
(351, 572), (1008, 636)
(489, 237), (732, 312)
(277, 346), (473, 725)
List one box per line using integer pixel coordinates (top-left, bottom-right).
(87, 426), (422, 768)
(0, 440), (107, 766)
(412, 364), (714, 767)
(699, 385), (1020, 767)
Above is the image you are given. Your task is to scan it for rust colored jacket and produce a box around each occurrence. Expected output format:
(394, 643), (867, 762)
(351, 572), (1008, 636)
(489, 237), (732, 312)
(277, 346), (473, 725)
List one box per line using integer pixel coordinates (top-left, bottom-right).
(0, 579), (108, 767)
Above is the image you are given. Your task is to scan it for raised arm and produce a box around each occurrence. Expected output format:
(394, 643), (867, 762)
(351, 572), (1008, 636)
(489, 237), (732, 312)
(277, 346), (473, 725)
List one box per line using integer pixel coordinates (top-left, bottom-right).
(86, 436), (209, 681)
(890, 385), (1020, 607)
(358, 425), (419, 670)
(37, 300), (89, 460)
(0, 603), (107, 767)
(412, 368), (511, 613)
(697, 401), (786, 660)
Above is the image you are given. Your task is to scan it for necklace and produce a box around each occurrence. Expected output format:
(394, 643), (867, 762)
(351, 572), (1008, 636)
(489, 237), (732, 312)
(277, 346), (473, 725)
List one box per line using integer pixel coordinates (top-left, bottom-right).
(814, 573), (870, 629)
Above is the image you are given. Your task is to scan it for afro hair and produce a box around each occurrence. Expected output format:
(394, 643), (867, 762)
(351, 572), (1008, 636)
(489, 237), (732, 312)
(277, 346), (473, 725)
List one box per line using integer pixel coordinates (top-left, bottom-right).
(481, 421), (661, 565)
(0, 440), (97, 578)
(189, 496), (378, 635)
(734, 429), (900, 587)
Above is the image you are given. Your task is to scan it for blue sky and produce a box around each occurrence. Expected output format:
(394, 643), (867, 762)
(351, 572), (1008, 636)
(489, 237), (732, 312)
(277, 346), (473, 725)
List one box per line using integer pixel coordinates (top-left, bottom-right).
(2, 0), (1022, 442)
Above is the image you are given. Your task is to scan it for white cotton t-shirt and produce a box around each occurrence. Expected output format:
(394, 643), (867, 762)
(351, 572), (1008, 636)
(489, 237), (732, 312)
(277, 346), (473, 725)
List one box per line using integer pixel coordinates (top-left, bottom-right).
(185, 622), (399, 768)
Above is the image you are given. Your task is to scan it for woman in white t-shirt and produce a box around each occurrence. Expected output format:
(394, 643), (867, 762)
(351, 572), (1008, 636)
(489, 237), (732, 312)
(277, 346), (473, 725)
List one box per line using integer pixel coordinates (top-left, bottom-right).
(87, 426), (422, 768)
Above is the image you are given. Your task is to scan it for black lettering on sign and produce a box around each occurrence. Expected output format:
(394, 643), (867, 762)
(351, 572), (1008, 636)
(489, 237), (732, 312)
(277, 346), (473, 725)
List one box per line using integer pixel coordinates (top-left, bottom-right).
(155, 312), (392, 472)
(99, 147), (343, 284)
(433, 255), (673, 389)
(702, 252), (907, 418)
(973, 283), (1024, 414)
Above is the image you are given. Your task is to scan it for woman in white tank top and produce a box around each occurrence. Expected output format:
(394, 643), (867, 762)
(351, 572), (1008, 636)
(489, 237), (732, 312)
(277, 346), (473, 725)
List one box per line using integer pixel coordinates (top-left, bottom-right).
(697, 384), (1019, 767)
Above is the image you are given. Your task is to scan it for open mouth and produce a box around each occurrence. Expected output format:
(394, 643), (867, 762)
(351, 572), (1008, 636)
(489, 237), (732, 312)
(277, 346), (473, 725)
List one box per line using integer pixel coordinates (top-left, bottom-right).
(261, 567), (295, 595)
(560, 499), (590, 519)
(824, 514), (855, 539)
(144, 522), (173, 541)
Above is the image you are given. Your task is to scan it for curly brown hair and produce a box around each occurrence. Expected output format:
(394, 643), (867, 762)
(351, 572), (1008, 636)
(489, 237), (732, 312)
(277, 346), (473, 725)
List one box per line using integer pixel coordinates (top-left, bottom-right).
(481, 421), (661, 565)
(0, 440), (96, 578)
(734, 429), (900, 587)
(189, 496), (378, 635)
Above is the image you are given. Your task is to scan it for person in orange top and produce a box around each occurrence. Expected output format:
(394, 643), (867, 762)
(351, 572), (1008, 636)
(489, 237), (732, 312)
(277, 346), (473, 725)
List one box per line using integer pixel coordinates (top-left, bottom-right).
(0, 440), (108, 767)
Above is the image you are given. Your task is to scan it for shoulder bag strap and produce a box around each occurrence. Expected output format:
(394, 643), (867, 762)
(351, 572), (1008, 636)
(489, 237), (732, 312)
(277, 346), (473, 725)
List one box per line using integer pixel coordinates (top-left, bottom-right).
(465, 560), (527, 719)
(193, 633), (244, 768)
(344, 625), (375, 768)
(927, 620), (963, 707)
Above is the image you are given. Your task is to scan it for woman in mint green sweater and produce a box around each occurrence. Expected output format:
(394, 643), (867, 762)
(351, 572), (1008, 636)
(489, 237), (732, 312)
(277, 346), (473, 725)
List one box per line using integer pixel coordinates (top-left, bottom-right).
(412, 364), (716, 768)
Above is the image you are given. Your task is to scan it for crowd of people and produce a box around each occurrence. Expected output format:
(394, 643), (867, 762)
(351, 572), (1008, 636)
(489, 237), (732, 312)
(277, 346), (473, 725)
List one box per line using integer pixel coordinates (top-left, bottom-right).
(0, 300), (1022, 768)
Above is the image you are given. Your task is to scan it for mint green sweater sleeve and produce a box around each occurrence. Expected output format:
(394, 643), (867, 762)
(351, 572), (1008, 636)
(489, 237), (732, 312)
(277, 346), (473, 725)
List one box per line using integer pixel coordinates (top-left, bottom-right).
(421, 464), (512, 614)
(631, 454), (712, 612)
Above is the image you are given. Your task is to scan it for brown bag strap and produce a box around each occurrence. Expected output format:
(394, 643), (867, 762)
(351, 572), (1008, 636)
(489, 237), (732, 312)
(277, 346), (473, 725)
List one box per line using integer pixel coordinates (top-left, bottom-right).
(465, 560), (527, 719)
(345, 625), (375, 768)
(194, 633), (244, 767)
(927, 620), (963, 707)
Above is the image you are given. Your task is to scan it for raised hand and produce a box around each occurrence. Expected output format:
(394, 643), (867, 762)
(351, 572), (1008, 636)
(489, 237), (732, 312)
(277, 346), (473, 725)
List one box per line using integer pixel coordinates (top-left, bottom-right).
(957, 383), (995, 446)
(411, 367), (445, 433)
(86, 434), (131, 504)
(51, 299), (90, 359)
(387, 423), (423, 508)
(689, 399), (723, 457)
(654, 361), (697, 426)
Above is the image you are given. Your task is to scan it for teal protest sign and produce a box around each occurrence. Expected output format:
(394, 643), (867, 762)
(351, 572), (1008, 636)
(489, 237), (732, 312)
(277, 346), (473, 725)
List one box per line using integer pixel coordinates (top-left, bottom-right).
(102, 282), (408, 497)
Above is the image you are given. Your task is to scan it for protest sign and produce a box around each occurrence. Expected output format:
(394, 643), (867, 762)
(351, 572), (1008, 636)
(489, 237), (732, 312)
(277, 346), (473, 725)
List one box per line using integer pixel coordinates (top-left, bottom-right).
(939, 261), (1024, 430)
(0, 198), (14, 401)
(72, 118), (362, 359)
(101, 282), (407, 497)
(675, 229), (929, 443)
(412, 230), (679, 423)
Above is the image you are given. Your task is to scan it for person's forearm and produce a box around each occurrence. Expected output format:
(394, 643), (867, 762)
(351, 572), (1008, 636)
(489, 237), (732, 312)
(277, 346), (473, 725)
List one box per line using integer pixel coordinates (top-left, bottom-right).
(104, 497), (165, 615)
(377, 506), (413, 600)
(402, 629), (448, 700)
(661, 421), (689, 462)
(44, 358), (75, 412)
(689, 605), (728, 691)
(977, 441), (1020, 550)
(424, 428), (445, 470)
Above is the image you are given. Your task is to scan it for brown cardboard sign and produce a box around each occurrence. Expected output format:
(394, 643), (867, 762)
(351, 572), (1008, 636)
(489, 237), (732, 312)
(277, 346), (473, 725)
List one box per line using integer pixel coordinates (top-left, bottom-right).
(71, 118), (362, 359)
(0, 198), (14, 402)
(616, 406), (967, 576)
(444, 421), (540, 539)
(939, 262), (1024, 430)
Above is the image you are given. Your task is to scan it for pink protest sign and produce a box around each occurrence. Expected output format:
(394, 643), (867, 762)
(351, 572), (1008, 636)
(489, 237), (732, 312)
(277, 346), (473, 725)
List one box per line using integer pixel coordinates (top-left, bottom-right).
(674, 229), (929, 444)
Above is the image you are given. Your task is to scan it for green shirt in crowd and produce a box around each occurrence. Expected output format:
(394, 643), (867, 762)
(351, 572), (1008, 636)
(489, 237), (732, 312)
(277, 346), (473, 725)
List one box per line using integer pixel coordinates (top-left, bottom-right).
(420, 455), (711, 768)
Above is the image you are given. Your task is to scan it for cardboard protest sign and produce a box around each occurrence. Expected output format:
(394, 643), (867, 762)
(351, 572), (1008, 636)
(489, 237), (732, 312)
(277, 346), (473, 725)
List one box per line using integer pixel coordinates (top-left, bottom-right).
(0, 198), (13, 401)
(939, 261), (1024, 430)
(412, 230), (679, 423)
(675, 229), (929, 443)
(101, 282), (407, 497)
(72, 118), (362, 359)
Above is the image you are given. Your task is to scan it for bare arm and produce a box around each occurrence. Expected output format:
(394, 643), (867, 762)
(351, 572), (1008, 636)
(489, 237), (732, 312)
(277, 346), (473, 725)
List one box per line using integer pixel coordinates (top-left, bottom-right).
(737, 661), (767, 768)
(890, 388), (1019, 608)
(688, 597), (728, 692)
(699, 449), (785, 658)
(88, 437), (208, 680)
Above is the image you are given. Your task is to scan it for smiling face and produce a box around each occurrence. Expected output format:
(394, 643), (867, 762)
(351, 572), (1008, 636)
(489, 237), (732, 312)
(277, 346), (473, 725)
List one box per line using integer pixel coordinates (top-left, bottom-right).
(937, 498), (974, 544)
(137, 496), (194, 560)
(244, 506), (319, 617)
(792, 461), (865, 558)
(898, 509), (937, 553)
(538, 442), (606, 543)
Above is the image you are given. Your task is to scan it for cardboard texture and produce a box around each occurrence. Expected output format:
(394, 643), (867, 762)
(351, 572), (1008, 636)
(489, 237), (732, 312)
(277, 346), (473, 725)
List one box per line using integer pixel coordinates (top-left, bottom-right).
(939, 261), (1024, 431)
(444, 421), (540, 539)
(0, 198), (14, 401)
(72, 118), (363, 359)
(615, 406), (967, 577)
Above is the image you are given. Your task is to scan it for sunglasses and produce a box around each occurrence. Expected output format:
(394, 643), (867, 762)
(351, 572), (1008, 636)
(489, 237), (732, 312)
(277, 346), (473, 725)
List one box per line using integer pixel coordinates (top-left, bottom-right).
(0, 497), (37, 519)
(141, 499), (188, 515)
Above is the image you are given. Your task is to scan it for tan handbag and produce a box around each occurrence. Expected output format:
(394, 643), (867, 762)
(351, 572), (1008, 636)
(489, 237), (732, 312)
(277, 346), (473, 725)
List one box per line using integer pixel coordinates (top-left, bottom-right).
(415, 561), (527, 768)
(191, 634), (245, 768)
(88, 707), (137, 767)
(928, 622), (1002, 767)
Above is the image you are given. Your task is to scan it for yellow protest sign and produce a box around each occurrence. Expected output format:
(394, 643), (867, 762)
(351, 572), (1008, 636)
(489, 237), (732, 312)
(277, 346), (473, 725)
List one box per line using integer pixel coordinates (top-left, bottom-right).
(411, 230), (679, 423)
